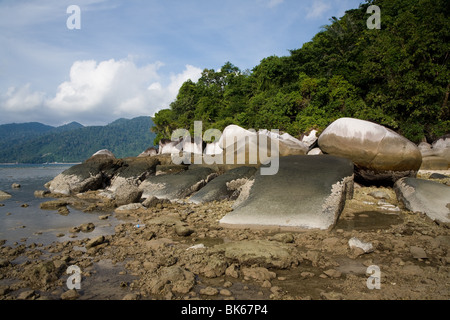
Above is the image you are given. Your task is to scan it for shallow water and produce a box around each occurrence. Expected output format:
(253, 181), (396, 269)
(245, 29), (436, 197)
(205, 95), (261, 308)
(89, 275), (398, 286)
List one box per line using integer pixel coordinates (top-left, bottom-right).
(0, 164), (119, 246)
(335, 211), (403, 231)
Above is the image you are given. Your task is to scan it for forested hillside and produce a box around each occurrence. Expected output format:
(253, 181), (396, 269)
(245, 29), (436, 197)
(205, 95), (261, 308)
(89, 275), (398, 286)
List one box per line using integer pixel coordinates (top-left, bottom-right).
(152, 0), (449, 144)
(0, 117), (155, 163)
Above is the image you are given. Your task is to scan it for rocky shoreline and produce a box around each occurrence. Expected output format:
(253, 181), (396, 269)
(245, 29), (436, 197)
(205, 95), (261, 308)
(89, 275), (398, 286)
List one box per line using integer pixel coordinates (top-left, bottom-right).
(0, 170), (449, 300)
(0, 118), (449, 300)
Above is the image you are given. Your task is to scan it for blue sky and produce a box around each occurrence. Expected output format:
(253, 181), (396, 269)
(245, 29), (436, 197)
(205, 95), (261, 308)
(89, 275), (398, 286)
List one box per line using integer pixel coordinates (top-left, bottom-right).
(0, 0), (364, 126)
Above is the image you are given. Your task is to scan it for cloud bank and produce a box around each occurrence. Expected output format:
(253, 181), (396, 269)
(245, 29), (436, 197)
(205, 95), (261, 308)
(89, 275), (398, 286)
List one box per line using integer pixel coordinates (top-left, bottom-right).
(1, 58), (202, 126)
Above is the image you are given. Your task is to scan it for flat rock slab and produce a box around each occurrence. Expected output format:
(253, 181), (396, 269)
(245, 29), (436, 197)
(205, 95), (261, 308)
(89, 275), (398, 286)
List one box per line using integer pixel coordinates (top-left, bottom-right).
(219, 155), (354, 231)
(212, 240), (298, 269)
(189, 166), (257, 204)
(139, 167), (216, 201)
(394, 177), (450, 224)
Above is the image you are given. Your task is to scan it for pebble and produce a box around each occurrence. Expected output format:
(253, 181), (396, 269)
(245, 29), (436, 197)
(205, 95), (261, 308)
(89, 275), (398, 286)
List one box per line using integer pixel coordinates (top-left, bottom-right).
(200, 287), (219, 296)
(301, 272), (315, 278)
(61, 289), (80, 300)
(220, 289), (232, 296)
(86, 235), (105, 249)
(323, 269), (342, 278)
(175, 225), (194, 237)
(17, 290), (35, 300)
(58, 206), (70, 215)
(410, 246), (427, 259)
(368, 190), (390, 200)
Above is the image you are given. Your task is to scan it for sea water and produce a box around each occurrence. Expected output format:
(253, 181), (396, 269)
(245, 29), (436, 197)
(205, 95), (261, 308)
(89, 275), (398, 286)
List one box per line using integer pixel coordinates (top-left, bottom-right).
(0, 164), (118, 246)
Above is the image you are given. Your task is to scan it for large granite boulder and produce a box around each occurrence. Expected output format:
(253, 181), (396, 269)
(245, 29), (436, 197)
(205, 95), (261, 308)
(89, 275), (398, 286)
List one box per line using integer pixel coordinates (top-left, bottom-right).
(188, 166), (257, 204)
(420, 156), (448, 170)
(139, 167), (217, 201)
(394, 177), (450, 224)
(418, 135), (450, 170)
(159, 139), (182, 155)
(102, 157), (159, 205)
(301, 130), (318, 147)
(318, 118), (422, 183)
(219, 155), (354, 231)
(432, 134), (450, 165)
(45, 150), (120, 195)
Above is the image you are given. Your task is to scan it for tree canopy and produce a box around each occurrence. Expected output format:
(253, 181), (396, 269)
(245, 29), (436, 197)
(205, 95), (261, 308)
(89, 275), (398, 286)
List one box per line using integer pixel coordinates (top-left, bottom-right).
(153, 0), (449, 144)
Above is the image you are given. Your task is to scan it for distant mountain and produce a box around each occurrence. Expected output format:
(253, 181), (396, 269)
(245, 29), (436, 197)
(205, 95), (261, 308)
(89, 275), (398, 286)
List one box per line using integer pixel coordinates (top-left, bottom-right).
(0, 122), (55, 146)
(0, 117), (156, 163)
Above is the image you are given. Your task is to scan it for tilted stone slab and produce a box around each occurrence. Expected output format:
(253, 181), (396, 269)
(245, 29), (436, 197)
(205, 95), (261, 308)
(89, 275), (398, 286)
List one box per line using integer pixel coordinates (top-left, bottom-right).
(219, 155), (354, 231)
(188, 166), (257, 204)
(394, 177), (450, 224)
(139, 167), (216, 201)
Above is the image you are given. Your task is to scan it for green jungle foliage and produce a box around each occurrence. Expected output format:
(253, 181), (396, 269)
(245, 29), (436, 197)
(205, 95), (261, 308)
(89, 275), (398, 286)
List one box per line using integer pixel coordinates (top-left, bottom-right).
(152, 0), (449, 144)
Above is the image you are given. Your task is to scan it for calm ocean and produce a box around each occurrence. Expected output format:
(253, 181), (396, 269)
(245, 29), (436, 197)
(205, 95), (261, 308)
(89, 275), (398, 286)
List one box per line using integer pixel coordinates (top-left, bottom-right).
(0, 164), (118, 246)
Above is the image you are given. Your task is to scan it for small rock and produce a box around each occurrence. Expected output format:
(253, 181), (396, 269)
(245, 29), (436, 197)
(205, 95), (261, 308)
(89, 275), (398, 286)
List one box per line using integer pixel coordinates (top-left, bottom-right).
(220, 289), (232, 296)
(187, 244), (206, 250)
(300, 272), (314, 278)
(270, 286), (282, 294)
(80, 223), (95, 233)
(98, 215), (109, 220)
(320, 291), (343, 300)
(34, 190), (50, 198)
(17, 290), (35, 300)
(40, 200), (69, 210)
(410, 246), (427, 259)
(175, 225), (194, 237)
(11, 183), (21, 189)
(242, 267), (276, 282)
(57, 206), (70, 215)
(323, 269), (342, 278)
(142, 196), (162, 208)
(61, 289), (80, 300)
(0, 190), (12, 199)
(429, 173), (449, 179)
(69, 226), (81, 233)
(21, 203), (29, 208)
(200, 287), (219, 296)
(0, 259), (10, 268)
(122, 293), (140, 300)
(369, 190), (390, 200)
(86, 235), (105, 249)
(0, 286), (11, 296)
(225, 264), (240, 279)
(348, 237), (373, 253)
(269, 233), (294, 243)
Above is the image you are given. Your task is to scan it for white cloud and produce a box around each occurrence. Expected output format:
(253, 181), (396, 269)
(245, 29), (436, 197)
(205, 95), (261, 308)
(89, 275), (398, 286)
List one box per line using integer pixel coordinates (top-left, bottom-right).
(306, 1), (331, 20)
(2, 84), (45, 112)
(0, 58), (202, 125)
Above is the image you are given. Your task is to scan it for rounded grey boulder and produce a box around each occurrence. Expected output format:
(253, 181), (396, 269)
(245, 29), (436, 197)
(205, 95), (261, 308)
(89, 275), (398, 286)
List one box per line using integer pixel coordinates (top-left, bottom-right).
(318, 118), (422, 183)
